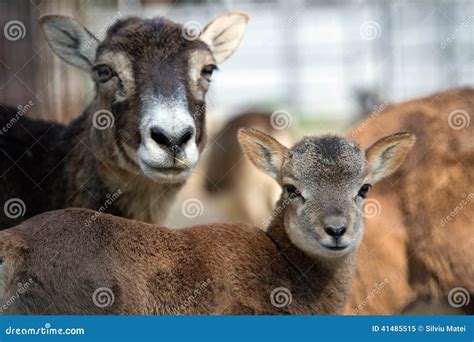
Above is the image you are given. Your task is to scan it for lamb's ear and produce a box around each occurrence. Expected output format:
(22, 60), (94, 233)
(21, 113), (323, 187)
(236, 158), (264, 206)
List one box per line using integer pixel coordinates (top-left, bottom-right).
(365, 132), (416, 184)
(238, 128), (288, 180)
(200, 12), (249, 64)
(40, 15), (98, 71)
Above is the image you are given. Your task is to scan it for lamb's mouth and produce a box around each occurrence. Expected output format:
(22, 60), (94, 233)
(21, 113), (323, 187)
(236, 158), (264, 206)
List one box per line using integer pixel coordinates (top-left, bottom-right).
(141, 161), (188, 174)
(325, 245), (349, 251)
(319, 241), (351, 252)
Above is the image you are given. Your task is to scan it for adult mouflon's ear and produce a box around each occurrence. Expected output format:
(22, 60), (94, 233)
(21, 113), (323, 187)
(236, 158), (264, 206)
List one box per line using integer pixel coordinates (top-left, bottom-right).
(40, 15), (98, 71)
(200, 12), (249, 64)
(238, 128), (289, 181)
(365, 132), (416, 184)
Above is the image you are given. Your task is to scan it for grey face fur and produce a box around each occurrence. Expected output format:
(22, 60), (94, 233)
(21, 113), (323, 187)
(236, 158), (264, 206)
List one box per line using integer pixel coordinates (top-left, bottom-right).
(281, 136), (369, 258)
(238, 128), (416, 259)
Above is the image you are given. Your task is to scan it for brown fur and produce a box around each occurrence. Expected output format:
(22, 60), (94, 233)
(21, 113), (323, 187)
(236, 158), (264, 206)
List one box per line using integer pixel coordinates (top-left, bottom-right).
(345, 87), (474, 315)
(0, 13), (248, 229)
(0, 207), (354, 315)
(0, 130), (414, 315)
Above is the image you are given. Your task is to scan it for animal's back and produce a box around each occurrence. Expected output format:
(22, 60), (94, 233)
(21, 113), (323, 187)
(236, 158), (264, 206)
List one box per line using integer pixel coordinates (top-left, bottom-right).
(0, 208), (284, 315)
(348, 87), (474, 313)
(0, 106), (67, 229)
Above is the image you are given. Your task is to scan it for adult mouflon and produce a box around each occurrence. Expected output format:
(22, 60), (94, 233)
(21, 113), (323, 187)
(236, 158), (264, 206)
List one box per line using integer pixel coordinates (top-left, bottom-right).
(0, 129), (415, 314)
(0, 12), (248, 229)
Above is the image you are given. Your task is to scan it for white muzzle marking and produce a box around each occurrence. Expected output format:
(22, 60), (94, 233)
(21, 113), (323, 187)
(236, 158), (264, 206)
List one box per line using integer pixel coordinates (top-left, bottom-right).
(138, 91), (199, 182)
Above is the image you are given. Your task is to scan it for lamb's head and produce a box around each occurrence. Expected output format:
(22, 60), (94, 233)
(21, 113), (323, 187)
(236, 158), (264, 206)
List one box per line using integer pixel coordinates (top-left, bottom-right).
(40, 13), (248, 183)
(238, 128), (415, 258)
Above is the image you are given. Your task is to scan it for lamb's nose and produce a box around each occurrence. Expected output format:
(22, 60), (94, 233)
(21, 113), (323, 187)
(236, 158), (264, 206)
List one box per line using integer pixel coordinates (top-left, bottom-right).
(150, 126), (194, 154)
(324, 226), (347, 239)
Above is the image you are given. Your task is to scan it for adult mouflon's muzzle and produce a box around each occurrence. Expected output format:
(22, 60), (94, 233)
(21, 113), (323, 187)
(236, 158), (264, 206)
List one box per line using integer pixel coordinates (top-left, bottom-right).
(138, 94), (199, 182)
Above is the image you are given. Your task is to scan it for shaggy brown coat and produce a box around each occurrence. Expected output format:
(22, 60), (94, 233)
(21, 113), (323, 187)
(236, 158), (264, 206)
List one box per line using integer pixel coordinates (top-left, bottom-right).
(345, 87), (474, 314)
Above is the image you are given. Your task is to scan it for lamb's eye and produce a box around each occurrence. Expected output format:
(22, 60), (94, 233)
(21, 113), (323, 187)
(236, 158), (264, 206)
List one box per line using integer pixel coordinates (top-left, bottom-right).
(201, 64), (217, 81)
(94, 64), (114, 83)
(357, 184), (371, 199)
(284, 184), (301, 199)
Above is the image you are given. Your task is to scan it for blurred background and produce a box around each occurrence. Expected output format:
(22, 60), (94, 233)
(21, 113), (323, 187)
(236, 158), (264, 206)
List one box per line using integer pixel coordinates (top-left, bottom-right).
(1, 0), (474, 128)
(0, 0), (473, 226)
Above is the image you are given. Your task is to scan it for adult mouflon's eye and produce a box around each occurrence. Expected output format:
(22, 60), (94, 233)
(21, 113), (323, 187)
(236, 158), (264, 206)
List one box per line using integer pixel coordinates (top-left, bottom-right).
(201, 64), (217, 81)
(94, 64), (115, 83)
(358, 184), (371, 198)
(284, 184), (301, 199)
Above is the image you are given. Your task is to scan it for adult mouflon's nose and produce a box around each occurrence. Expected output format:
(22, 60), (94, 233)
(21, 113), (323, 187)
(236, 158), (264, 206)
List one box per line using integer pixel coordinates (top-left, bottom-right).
(150, 126), (194, 154)
(324, 226), (347, 240)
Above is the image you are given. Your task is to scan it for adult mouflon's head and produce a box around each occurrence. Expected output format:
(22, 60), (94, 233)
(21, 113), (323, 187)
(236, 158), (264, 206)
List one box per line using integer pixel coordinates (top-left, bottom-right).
(40, 13), (248, 183)
(238, 128), (415, 258)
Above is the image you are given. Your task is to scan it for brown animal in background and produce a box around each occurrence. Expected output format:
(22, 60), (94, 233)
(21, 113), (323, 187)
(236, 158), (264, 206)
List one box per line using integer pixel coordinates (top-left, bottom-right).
(204, 111), (293, 226)
(0, 129), (414, 314)
(345, 87), (474, 315)
(0, 12), (249, 229)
